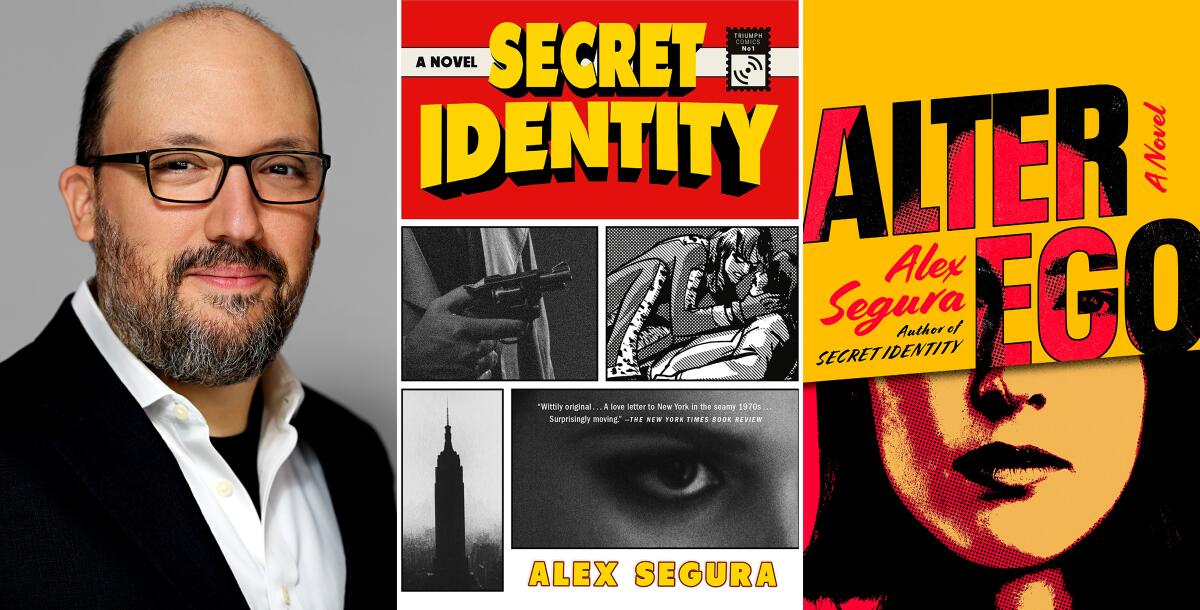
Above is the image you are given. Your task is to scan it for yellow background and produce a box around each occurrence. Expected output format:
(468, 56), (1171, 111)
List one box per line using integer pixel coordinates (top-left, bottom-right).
(804, 1), (1198, 381)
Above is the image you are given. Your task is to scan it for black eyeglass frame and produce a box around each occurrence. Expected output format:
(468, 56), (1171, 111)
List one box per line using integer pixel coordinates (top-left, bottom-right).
(86, 147), (332, 204)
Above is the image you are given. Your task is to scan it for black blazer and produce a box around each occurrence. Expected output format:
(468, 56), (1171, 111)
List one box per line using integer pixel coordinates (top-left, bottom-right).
(0, 297), (396, 609)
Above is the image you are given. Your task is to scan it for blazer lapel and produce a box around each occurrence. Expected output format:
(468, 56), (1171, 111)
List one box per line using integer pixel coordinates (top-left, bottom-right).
(293, 399), (396, 610)
(294, 407), (362, 609)
(39, 299), (249, 610)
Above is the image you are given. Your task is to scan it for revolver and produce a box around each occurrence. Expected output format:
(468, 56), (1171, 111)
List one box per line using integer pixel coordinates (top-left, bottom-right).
(462, 261), (572, 322)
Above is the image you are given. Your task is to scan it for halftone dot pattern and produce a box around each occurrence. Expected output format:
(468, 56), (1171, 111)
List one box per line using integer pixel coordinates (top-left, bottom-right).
(945, 131), (974, 230)
(876, 371), (1048, 570)
(947, 131), (970, 163)
(607, 229), (705, 274)
(605, 227), (799, 380)
(605, 232), (705, 373)
(606, 227), (799, 274)
(976, 298), (1006, 369)
(607, 262), (668, 378)
(1042, 272), (1066, 309)
(892, 195), (927, 236)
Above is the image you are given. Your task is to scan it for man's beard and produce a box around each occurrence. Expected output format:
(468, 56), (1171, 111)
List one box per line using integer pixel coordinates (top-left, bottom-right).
(92, 203), (314, 387)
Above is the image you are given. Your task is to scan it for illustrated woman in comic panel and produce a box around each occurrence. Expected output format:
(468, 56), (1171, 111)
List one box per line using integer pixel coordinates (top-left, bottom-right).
(605, 227), (794, 380)
(647, 249), (797, 380)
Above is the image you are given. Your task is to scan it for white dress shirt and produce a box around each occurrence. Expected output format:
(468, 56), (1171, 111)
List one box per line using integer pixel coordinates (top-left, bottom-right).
(71, 280), (346, 610)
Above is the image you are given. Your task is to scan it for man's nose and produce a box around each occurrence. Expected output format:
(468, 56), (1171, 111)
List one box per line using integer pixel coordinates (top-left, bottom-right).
(968, 367), (1048, 422)
(204, 165), (265, 244)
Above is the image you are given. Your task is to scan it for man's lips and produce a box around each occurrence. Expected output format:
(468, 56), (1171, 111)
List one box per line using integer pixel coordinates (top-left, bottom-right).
(952, 442), (1073, 500)
(185, 266), (272, 289)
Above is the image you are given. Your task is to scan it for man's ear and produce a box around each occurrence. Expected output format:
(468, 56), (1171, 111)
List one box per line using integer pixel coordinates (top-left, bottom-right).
(313, 230), (321, 251)
(60, 165), (97, 242)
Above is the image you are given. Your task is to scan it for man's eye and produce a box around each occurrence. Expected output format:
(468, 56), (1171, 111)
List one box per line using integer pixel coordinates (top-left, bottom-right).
(258, 155), (310, 179)
(626, 456), (723, 501)
(152, 156), (206, 172)
(266, 163), (302, 176)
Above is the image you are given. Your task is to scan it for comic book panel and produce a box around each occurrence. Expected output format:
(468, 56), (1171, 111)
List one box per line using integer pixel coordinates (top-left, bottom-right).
(605, 227), (797, 381)
(402, 389), (504, 591)
(402, 227), (597, 380)
(512, 388), (798, 549)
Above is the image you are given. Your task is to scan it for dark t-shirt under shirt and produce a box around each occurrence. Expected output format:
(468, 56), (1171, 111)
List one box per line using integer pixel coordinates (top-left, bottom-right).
(209, 385), (264, 516)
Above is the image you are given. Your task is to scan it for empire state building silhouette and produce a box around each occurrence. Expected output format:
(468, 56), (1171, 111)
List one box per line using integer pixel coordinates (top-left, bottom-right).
(433, 409), (476, 590)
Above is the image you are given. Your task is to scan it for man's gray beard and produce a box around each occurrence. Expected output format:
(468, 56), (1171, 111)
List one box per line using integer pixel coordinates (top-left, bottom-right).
(92, 203), (313, 387)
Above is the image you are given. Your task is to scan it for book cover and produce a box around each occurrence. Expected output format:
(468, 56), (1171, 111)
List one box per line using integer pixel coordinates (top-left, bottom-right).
(401, 0), (798, 218)
(803, 3), (1197, 607)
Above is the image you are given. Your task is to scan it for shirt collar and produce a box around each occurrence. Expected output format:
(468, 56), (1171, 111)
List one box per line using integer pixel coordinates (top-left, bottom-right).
(70, 279), (304, 424)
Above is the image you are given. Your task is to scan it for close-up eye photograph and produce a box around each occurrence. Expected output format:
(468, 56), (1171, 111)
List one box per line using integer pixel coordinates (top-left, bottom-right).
(511, 388), (799, 549)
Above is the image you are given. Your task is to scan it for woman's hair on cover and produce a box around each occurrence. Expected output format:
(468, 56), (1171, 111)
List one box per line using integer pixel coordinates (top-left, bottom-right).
(804, 353), (1197, 609)
(704, 227), (773, 299)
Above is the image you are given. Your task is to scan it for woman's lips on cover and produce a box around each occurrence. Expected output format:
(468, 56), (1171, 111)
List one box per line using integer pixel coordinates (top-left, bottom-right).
(952, 442), (1073, 500)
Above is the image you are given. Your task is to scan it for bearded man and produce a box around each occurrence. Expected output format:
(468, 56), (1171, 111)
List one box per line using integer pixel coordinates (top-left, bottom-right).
(0, 6), (394, 609)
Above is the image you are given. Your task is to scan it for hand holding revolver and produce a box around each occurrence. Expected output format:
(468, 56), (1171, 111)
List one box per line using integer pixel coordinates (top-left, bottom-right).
(403, 262), (571, 379)
(402, 285), (527, 380)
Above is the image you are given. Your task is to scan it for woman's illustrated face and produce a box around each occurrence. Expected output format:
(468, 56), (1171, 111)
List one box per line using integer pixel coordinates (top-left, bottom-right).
(869, 359), (1145, 568)
(723, 249), (755, 285)
(512, 392), (799, 548)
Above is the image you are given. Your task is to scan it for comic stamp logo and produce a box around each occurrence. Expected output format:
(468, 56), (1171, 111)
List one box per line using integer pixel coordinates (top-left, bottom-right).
(726, 27), (771, 91)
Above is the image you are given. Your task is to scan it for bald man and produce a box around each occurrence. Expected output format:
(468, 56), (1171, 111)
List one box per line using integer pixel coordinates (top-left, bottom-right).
(0, 6), (393, 609)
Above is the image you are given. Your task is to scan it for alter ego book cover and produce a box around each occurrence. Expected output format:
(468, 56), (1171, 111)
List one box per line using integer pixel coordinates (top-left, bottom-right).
(803, 3), (1197, 608)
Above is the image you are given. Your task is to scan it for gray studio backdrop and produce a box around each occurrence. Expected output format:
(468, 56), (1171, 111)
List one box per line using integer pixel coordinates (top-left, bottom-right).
(0, 0), (397, 460)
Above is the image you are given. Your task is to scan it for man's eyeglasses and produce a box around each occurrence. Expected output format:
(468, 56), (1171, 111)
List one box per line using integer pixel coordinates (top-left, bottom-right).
(86, 148), (332, 204)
